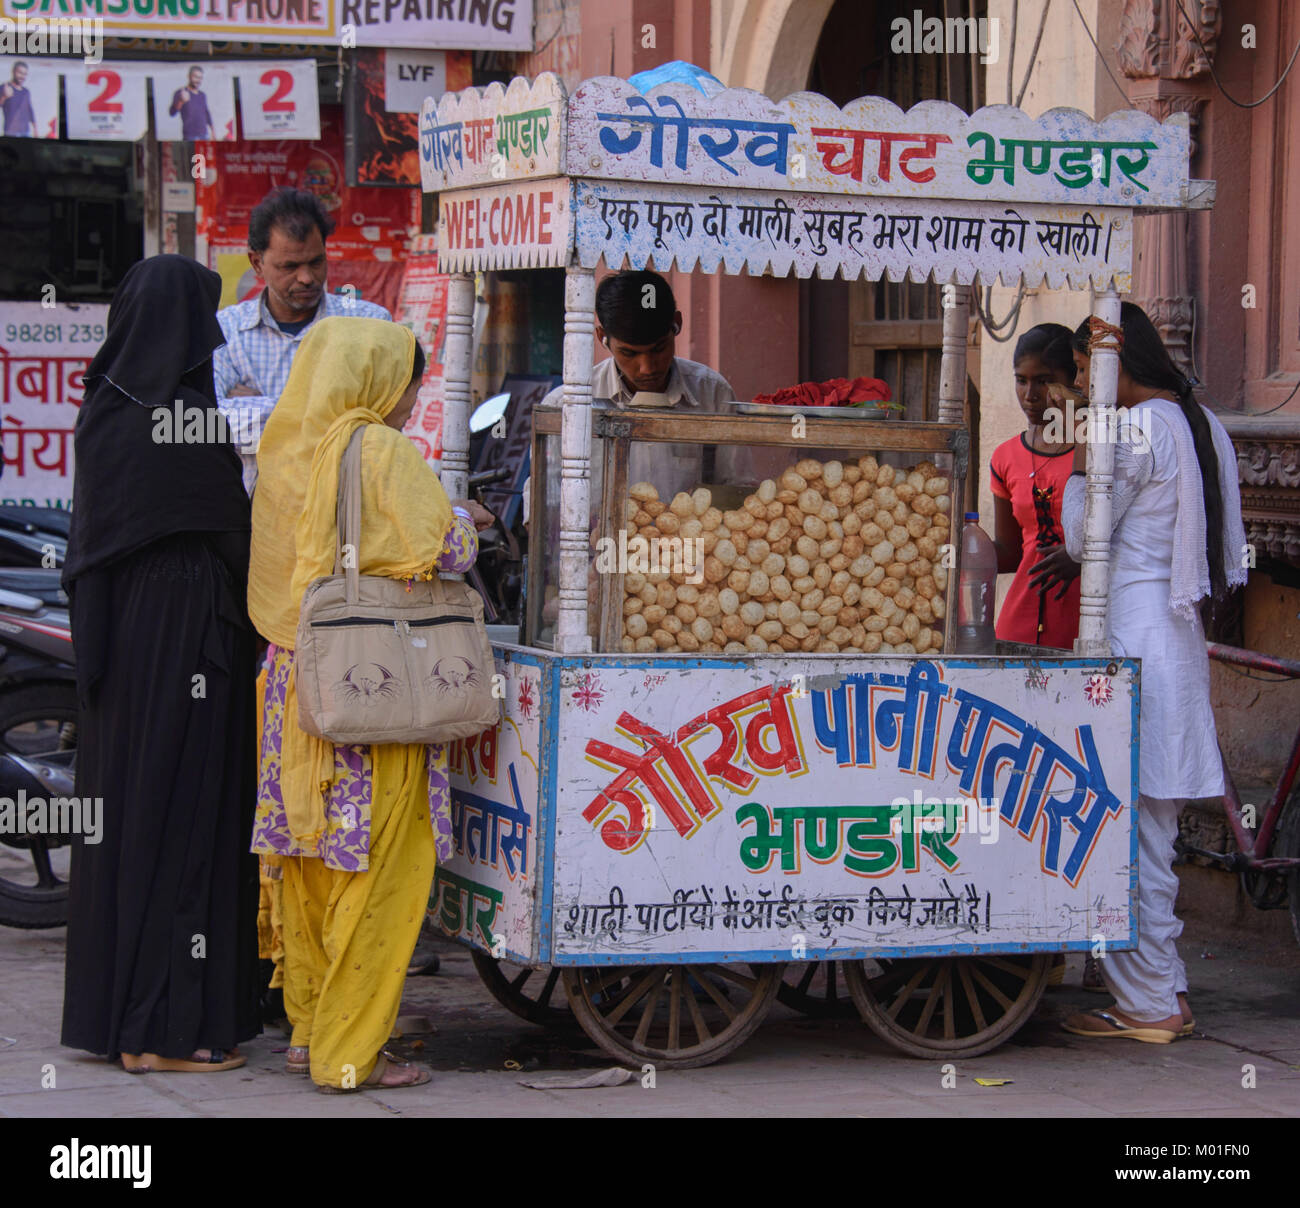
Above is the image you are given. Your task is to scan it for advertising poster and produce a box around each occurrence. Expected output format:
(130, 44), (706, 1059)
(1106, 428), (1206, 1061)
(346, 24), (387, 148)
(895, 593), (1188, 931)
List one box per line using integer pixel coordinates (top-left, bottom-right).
(151, 61), (237, 142)
(0, 55), (58, 138)
(346, 48), (470, 187)
(0, 302), (107, 508)
(63, 61), (150, 142)
(233, 60), (320, 141)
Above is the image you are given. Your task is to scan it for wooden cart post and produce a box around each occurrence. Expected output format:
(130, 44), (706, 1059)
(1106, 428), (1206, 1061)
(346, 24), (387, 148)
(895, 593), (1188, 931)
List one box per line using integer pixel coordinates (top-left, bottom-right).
(440, 272), (475, 507)
(1075, 285), (1123, 657)
(558, 265), (596, 655)
(937, 282), (970, 426)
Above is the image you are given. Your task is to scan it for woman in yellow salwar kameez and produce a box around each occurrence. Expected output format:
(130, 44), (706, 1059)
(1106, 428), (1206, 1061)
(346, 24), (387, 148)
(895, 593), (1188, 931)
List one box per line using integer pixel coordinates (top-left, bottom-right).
(248, 317), (488, 1092)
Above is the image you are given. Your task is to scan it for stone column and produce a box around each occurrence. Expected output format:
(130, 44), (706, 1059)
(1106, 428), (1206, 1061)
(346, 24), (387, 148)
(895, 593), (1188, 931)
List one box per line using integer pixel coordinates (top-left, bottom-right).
(1116, 0), (1221, 375)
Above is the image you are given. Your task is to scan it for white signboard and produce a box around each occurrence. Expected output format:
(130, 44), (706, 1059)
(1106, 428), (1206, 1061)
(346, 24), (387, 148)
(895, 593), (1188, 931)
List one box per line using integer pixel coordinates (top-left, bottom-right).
(64, 62), (150, 141)
(551, 657), (1137, 961)
(383, 49), (446, 114)
(0, 55), (58, 138)
(567, 78), (1193, 210)
(575, 180), (1133, 290)
(0, 0), (532, 49)
(0, 302), (106, 508)
(419, 71), (564, 192)
(151, 62), (237, 142)
(438, 651), (544, 961)
(437, 178), (572, 272)
(346, 0), (534, 51)
(234, 60), (320, 141)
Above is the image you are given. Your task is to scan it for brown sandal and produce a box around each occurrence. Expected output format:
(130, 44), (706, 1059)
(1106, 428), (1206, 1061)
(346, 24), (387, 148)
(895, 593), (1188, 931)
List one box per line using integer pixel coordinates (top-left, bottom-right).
(316, 1051), (431, 1094)
(122, 1048), (246, 1073)
(1061, 1009), (1178, 1044)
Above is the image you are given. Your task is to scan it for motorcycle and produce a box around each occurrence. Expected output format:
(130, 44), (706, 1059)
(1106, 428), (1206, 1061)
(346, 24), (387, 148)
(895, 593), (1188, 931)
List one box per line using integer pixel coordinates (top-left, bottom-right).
(0, 566), (76, 928)
(465, 392), (527, 631)
(0, 504), (70, 568)
(466, 465), (524, 628)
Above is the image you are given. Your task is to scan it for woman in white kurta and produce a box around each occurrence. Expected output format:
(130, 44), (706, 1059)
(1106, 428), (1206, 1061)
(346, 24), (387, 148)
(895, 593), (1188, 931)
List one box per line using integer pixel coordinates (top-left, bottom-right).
(1058, 304), (1245, 1043)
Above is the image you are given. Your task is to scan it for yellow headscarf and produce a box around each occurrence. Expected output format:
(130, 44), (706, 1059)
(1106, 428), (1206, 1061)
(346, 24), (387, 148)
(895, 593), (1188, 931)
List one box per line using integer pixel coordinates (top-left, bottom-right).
(248, 316), (455, 845)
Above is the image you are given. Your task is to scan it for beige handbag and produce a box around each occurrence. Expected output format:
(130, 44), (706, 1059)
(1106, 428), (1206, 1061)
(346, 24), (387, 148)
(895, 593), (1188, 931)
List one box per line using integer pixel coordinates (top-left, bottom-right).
(294, 427), (500, 745)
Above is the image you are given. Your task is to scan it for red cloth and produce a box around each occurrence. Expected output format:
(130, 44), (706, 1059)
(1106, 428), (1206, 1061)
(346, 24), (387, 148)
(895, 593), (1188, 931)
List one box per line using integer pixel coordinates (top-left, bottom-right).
(753, 376), (892, 407)
(989, 433), (1080, 648)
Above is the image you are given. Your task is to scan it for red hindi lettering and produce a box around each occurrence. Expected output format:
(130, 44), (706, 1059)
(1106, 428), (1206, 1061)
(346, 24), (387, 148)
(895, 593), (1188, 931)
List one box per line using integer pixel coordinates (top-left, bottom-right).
(743, 685), (804, 773)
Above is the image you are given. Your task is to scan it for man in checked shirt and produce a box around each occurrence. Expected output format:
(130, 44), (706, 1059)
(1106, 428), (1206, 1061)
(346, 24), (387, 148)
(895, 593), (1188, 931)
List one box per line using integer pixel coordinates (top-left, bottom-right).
(214, 186), (391, 493)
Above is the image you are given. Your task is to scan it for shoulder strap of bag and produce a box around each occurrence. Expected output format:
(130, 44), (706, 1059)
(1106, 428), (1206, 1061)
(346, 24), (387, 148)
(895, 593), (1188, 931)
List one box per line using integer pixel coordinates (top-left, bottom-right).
(333, 426), (366, 606)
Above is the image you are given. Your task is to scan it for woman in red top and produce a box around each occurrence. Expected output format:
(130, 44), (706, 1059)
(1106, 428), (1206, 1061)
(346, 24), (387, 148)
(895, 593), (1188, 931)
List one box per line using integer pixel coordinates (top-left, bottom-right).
(990, 323), (1081, 648)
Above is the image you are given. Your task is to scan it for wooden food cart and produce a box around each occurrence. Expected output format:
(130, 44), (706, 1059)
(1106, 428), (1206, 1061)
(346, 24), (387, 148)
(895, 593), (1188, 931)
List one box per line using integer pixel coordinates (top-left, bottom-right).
(418, 73), (1212, 1066)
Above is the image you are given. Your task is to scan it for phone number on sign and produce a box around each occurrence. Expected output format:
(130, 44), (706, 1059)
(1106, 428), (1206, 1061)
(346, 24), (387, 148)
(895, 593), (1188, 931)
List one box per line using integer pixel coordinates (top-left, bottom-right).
(4, 324), (105, 344)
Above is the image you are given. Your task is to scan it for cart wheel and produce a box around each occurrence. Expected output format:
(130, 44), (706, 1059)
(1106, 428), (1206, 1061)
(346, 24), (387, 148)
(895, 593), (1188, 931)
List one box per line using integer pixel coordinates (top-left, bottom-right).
(562, 962), (785, 1069)
(471, 950), (573, 1028)
(775, 960), (856, 1018)
(843, 953), (1052, 1058)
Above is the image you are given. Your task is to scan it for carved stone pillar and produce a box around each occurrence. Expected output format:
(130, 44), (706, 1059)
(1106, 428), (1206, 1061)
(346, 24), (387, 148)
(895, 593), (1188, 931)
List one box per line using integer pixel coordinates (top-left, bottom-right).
(1117, 1), (1221, 375)
(1223, 415), (1300, 569)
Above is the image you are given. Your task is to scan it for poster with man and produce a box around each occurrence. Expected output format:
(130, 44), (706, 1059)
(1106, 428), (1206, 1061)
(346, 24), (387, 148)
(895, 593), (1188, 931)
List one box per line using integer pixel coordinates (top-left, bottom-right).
(0, 57), (58, 138)
(152, 62), (235, 142)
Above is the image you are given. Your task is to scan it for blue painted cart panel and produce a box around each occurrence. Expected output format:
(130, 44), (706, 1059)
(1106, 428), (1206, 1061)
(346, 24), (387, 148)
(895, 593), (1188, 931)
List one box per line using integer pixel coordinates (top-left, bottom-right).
(439, 648), (1139, 968)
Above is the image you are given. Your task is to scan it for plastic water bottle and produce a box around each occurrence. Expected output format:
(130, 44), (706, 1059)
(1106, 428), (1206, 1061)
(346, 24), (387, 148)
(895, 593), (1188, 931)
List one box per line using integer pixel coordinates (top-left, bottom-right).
(956, 512), (997, 654)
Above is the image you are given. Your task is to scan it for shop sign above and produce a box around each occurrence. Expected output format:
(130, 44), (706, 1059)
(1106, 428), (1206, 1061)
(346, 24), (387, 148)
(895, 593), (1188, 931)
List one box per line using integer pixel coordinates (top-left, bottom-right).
(0, 0), (533, 50)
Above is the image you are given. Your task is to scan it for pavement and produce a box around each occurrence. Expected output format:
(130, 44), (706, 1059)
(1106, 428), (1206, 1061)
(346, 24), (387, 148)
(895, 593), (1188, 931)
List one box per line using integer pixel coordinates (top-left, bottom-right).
(2, 877), (1298, 1119)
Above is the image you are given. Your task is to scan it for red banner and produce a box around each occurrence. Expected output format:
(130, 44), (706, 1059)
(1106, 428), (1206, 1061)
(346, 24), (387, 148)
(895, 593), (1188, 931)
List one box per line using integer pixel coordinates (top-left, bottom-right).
(393, 235), (447, 465)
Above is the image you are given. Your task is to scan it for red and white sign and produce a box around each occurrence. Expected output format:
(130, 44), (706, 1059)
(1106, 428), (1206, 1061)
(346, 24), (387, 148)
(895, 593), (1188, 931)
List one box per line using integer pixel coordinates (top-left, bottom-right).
(0, 302), (108, 509)
(394, 236), (449, 468)
(64, 63), (150, 142)
(234, 61), (320, 141)
(437, 179), (571, 272)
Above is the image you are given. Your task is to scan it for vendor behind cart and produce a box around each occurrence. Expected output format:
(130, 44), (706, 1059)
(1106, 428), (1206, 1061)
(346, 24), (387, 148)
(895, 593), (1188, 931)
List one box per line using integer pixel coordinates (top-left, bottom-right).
(541, 269), (752, 495)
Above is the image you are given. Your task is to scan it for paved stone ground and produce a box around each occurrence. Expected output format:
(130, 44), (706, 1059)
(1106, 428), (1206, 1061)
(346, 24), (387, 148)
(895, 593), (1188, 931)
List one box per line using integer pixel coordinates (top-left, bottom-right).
(1, 877), (1297, 1119)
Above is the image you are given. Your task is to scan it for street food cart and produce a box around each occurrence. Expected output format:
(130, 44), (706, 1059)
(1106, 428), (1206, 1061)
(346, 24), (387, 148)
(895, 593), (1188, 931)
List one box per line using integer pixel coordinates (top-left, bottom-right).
(419, 73), (1212, 1066)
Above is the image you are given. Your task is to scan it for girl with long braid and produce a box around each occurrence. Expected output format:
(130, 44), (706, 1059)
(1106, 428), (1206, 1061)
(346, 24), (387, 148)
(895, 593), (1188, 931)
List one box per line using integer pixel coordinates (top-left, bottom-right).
(1060, 302), (1247, 1043)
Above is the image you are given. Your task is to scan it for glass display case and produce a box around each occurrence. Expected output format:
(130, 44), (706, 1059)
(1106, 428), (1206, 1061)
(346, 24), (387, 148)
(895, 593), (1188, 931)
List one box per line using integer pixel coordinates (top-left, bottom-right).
(528, 405), (968, 655)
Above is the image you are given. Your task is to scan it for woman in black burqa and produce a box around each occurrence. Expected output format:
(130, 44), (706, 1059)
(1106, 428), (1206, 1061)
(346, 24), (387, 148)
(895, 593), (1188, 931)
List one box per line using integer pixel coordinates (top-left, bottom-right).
(61, 254), (261, 1072)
